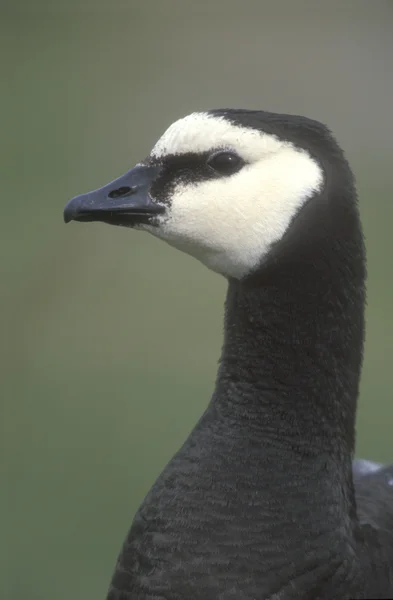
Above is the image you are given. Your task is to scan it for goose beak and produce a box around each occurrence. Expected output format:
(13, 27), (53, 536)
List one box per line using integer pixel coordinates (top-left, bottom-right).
(63, 164), (164, 227)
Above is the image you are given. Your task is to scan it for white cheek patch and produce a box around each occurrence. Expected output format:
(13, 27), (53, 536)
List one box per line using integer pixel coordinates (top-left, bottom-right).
(148, 147), (322, 278)
(146, 113), (324, 278)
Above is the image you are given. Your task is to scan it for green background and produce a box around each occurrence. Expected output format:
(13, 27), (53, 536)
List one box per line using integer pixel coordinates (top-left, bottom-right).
(3, 2), (393, 599)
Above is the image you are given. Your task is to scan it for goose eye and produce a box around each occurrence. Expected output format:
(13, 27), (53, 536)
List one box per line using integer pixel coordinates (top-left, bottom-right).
(207, 151), (244, 175)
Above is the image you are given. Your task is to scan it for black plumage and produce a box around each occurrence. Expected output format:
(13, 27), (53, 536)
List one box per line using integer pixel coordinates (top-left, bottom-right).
(64, 110), (393, 599)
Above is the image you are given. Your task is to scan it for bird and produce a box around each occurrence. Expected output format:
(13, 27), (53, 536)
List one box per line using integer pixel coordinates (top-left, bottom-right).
(64, 109), (393, 599)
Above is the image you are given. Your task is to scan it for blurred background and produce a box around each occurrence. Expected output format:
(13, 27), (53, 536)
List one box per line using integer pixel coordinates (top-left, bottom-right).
(2, 1), (393, 598)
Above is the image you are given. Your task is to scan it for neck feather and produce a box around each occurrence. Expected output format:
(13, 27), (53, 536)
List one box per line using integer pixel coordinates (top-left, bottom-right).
(211, 175), (365, 554)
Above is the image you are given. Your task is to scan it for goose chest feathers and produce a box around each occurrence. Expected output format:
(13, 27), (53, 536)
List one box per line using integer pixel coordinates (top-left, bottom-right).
(64, 109), (393, 600)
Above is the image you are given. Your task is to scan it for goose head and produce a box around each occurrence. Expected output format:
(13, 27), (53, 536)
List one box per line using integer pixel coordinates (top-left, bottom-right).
(64, 110), (355, 279)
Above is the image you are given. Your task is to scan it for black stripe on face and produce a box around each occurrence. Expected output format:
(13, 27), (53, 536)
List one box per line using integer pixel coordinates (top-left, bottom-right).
(147, 152), (214, 205)
(147, 151), (244, 205)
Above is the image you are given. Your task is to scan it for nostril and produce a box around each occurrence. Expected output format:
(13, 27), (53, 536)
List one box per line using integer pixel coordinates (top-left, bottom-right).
(108, 186), (134, 199)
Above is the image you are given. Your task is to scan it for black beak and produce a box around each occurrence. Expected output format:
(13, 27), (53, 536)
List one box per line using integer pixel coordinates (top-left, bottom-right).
(63, 164), (164, 227)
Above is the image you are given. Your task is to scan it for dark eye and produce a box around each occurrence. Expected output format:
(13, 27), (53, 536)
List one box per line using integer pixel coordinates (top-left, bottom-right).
(207, 151), (244, 175)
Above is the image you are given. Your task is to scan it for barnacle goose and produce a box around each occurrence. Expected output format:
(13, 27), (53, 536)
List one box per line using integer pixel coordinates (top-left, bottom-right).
(64, 110), (393, 599)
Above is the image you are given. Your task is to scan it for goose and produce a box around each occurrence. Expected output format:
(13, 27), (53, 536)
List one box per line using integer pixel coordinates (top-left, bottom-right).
(63, 109), (393, 599)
